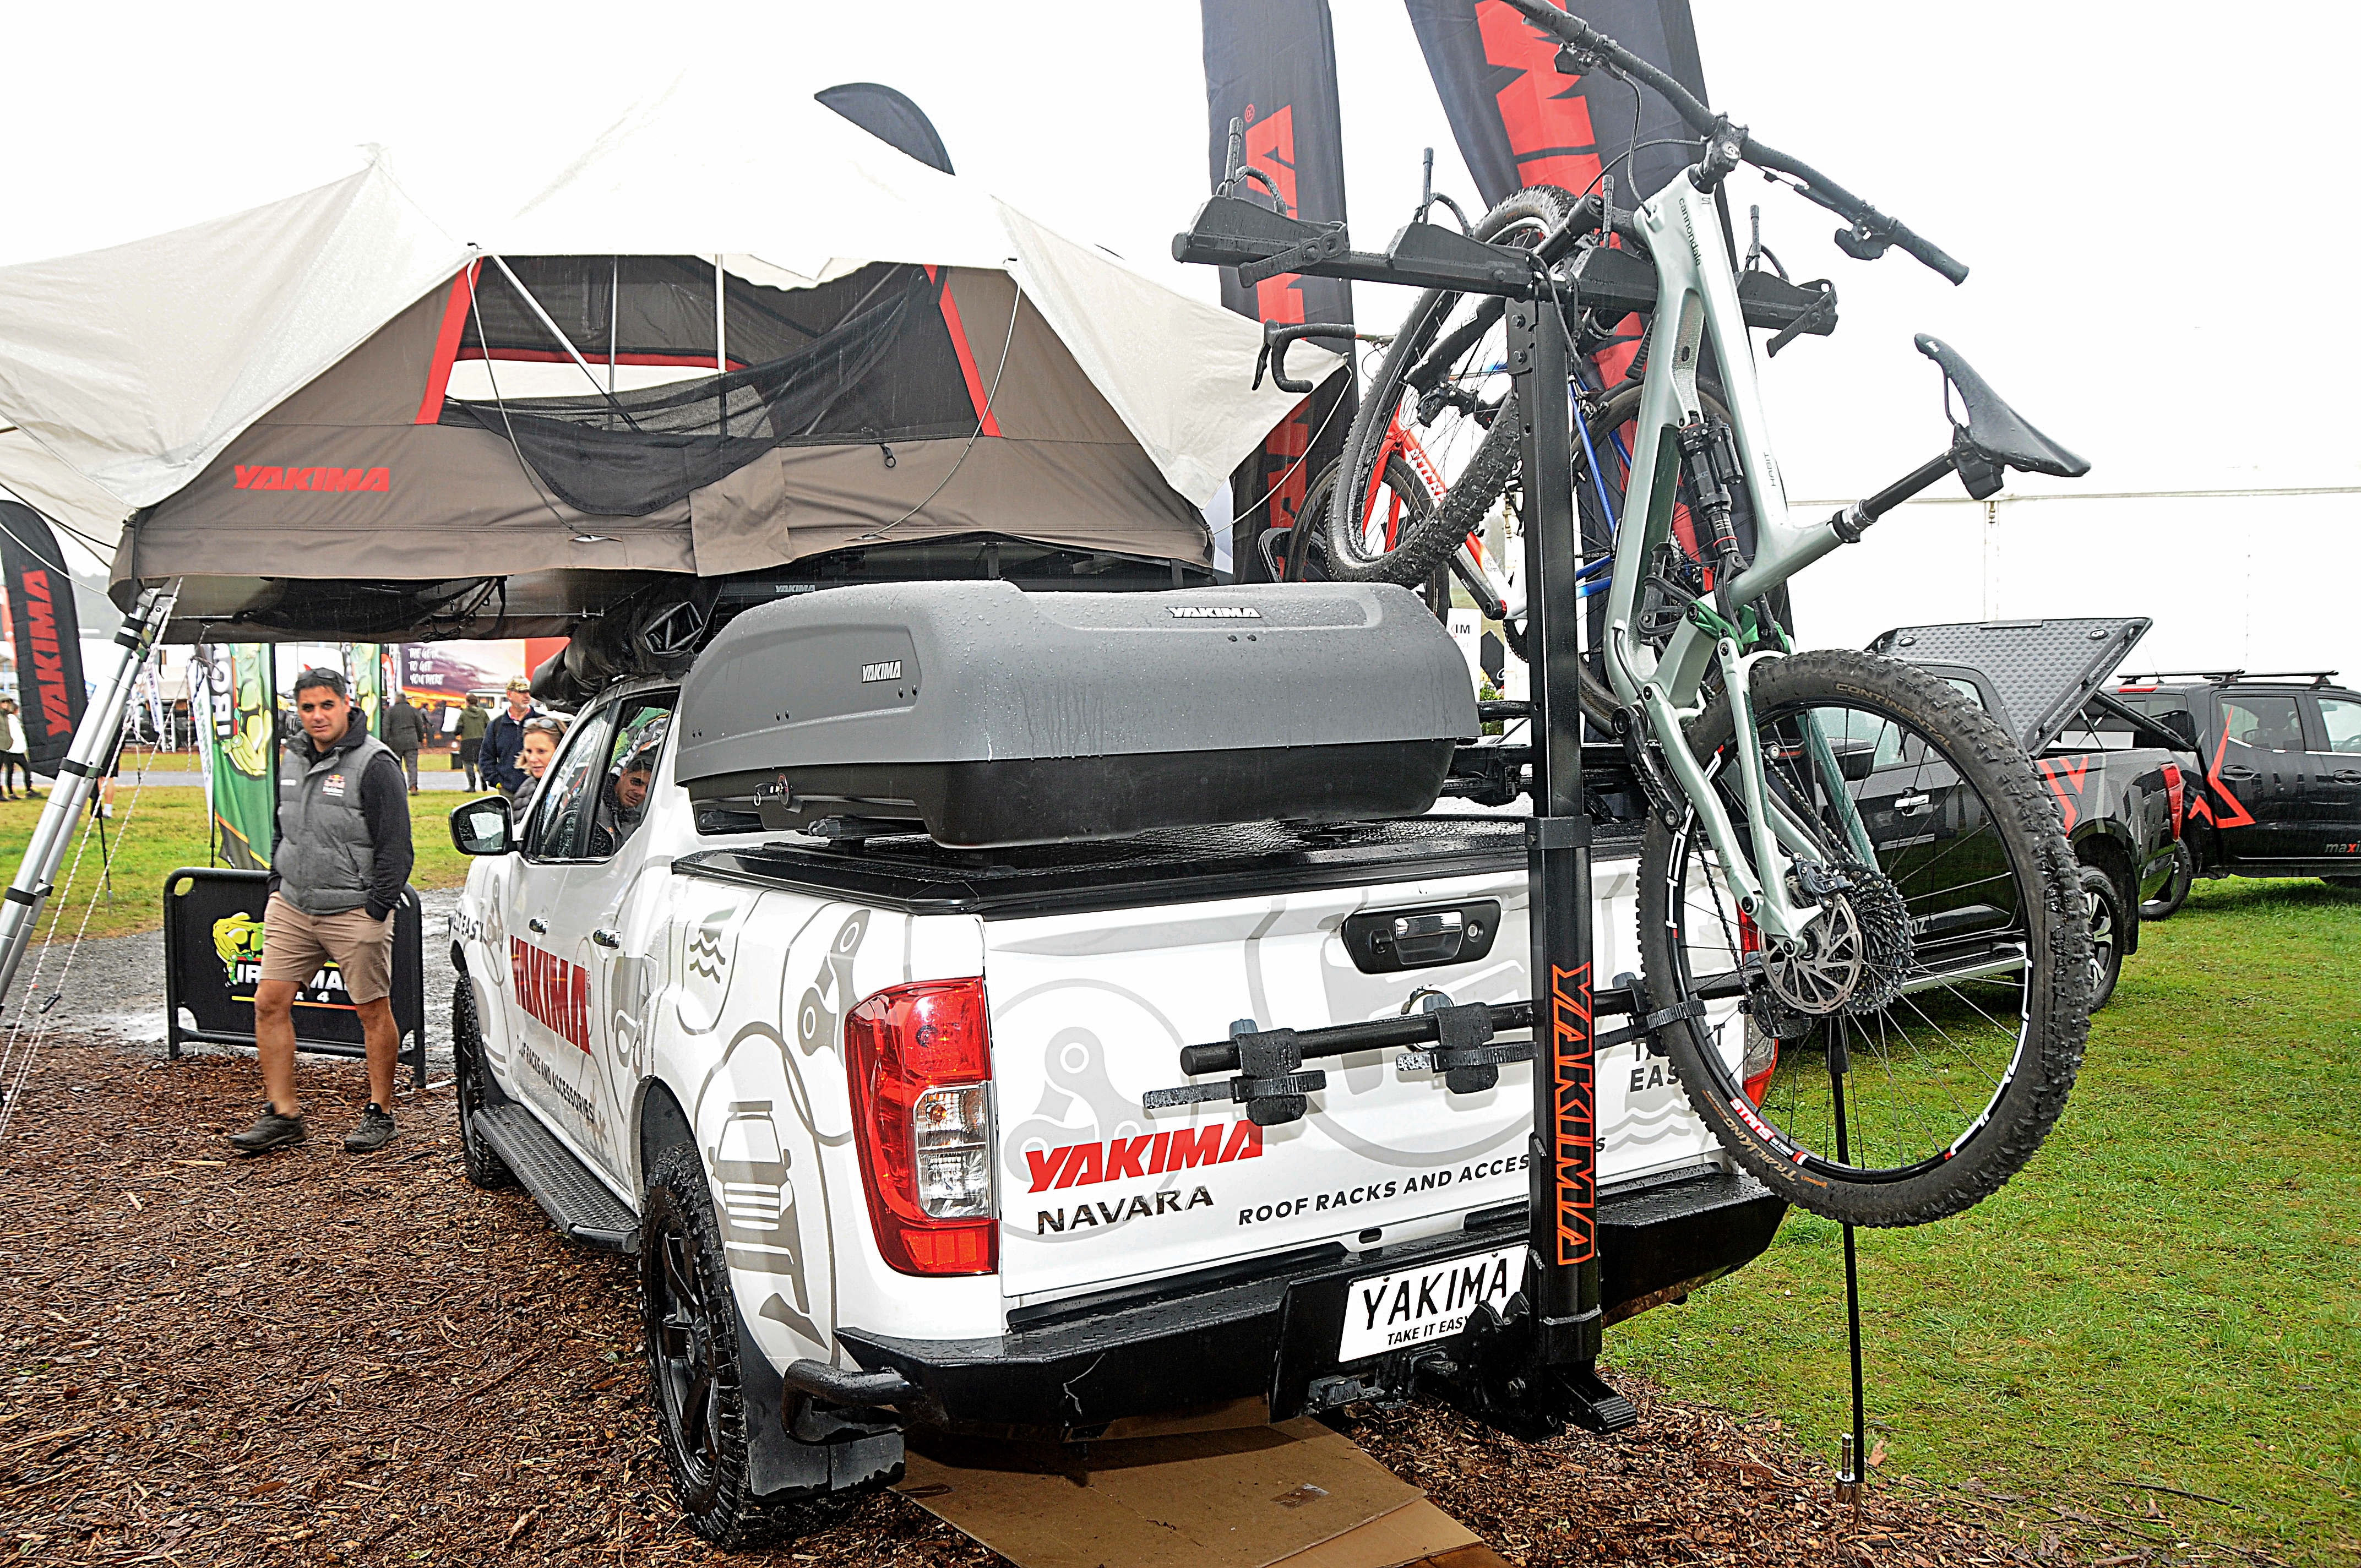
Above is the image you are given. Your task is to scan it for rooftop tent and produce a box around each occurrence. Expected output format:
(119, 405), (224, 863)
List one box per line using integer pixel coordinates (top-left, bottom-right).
(0, 86), (1335, 641)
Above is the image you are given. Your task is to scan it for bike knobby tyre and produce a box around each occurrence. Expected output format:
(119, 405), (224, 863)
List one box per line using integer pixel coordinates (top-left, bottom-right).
(1325, 186), (1576, 587)
(1635, 649), (2091, 1227)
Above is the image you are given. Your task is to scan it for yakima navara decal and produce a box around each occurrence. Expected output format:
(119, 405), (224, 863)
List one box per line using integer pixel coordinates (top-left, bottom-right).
(1167, 605), (1261, 619)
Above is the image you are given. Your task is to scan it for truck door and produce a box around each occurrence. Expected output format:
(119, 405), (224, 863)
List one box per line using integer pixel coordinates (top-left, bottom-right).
(2215, 692), (2311, 861)
(507, 699), (629, 1176)
(2304, 692), (2361, 864)
(527, 692), (678, 1185)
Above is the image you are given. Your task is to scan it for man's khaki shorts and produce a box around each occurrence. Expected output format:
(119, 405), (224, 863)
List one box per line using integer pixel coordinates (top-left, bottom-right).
(259, 894), (395, 1004)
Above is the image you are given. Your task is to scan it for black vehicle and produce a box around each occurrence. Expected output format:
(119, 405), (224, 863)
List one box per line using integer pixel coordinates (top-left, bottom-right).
(1870, 618), (2188, 1009)
(2109, 671), (2361, 910)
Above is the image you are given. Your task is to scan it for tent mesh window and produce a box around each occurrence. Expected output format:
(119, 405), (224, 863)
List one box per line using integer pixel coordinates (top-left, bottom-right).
(443, 259), (984, 516)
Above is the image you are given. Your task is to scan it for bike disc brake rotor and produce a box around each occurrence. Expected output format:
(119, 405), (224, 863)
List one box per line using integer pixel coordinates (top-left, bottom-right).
(1762, 861), (1914, 1019)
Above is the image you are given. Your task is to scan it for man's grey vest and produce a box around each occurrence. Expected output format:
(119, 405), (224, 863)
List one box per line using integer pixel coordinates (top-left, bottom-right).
(276, 728), (395, 916)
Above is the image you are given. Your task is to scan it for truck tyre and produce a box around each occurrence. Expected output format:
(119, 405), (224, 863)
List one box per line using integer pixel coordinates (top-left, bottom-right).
(2142, 840), (2194, 920)
(1636, 649), (2090, 1228)
(2079, 864), (2125, 1011)
(642, 1141), (793, 1549)
(451, 982), (515, 1190)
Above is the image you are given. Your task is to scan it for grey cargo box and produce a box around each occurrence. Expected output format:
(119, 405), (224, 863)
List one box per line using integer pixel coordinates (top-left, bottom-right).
(674, 580), (1479, 848)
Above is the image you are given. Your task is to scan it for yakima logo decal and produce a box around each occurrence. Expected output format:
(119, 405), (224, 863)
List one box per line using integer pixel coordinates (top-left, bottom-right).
(1025, 1120), (1261, 1191)
(509, 937), (590, 1053)
(19, 569), (71, 738)
(859, 660), (903, 683)
(1168, 605), (1261, 619)
(233, 465), (390, 493)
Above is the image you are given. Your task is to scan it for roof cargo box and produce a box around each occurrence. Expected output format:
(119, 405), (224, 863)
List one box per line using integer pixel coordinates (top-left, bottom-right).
(673, 580), (1478, 848)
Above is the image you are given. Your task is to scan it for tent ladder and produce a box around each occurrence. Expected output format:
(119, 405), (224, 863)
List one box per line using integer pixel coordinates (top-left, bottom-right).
(0, 579), (179, 1010)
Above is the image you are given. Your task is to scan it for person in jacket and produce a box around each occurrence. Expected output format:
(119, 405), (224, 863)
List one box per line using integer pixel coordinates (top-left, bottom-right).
(482, 678), (535, 795)
(457, 695), (489, 789)
(0, 698), (28, 800)
(382, 695), (428, 794)
(230, 668), (414, 1157)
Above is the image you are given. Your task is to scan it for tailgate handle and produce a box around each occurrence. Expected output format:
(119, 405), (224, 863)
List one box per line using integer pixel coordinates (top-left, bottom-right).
(1341, 900), (1502, 974)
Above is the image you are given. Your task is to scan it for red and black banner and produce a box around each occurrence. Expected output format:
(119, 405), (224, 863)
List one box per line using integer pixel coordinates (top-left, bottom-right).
(1201, 0), (1356, 581)
(1405, 0), (1711, 212)
(0, 501), (87, 776)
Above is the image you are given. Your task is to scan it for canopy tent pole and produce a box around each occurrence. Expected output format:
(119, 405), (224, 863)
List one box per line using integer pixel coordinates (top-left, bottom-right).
(0, 579), (179, 1010)
(608, 256), (619, 393)
(485, 255), (641, 431)
(715, 254), (727, 372)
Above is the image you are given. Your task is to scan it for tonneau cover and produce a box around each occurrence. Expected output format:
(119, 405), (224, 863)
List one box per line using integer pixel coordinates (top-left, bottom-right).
(1869, 617), (2152, 755)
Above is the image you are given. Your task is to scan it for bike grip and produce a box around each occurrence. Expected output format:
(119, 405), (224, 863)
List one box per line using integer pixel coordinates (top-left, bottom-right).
(1259, 321), (1351, 396)
(1894, 224), (1969, 286)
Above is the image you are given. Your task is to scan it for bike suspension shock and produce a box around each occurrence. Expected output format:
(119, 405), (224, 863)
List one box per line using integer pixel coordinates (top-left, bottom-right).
(1676, 416), (1749, 618)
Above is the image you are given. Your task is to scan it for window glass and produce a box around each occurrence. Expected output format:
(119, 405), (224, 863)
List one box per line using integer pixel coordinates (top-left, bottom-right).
(2318, 698), (2361, 754)
(525, 707), (613, 861)
(1941, 677), (1986, 710)
(586, 698), (676, 861)
(2222, 695), (2303, 753)
(1808, 706), (1904, 772)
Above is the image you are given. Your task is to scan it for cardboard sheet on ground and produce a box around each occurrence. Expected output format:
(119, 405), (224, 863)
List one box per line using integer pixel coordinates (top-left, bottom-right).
(894, 1415), (1501, 1568)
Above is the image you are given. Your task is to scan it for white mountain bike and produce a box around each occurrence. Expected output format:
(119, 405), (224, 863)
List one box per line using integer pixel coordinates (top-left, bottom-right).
(1314, 0), (2095, 1226)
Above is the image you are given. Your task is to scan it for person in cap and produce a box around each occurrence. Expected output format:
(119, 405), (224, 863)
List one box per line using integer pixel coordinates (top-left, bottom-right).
(457, 694), (490, 788)
(483, 677), (537, 796)
(589, 721), (665, 858)
(229, 667), (414, 1156)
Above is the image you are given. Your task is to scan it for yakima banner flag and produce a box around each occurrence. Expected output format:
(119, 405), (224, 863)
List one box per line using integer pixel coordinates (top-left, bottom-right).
(200, 643), (276, 869)
(1405, 0), (1712, 211)
(0, 500), (86, 776)
(1203, 0), (1355, 581)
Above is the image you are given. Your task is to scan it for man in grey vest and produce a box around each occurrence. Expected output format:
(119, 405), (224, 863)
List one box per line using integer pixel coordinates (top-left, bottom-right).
(231, 668), (415, 1155)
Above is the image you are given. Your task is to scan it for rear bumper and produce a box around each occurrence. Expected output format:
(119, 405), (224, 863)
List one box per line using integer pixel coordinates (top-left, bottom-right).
(835, 1165), (1783, 1432)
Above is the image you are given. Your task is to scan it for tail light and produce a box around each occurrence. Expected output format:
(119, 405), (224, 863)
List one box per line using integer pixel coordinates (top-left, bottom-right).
(1737, 910), (1776, 1106)
(845, 978), (996, 1276)
(2159, 762), (2185, 840)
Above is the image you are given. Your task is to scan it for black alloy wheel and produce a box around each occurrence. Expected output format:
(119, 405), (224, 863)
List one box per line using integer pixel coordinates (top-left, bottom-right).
(2141, 839), (2194, 920)
(2079, 864), (2125, 1011)
(640, 1141), (785, 1547)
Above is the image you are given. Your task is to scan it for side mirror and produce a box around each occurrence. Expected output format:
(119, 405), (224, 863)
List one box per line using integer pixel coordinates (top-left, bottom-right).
(450, 797), (516, 857)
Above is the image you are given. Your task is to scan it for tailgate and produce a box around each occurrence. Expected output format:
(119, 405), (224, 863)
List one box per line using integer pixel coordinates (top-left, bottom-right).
(985, 857), (1714, 1303)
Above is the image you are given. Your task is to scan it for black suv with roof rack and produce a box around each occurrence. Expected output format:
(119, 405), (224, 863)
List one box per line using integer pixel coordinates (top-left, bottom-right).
(2108, 670), (2361, 910)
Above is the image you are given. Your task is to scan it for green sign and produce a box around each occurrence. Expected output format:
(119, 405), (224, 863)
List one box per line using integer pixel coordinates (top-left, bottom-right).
(202, 644), (276, 869)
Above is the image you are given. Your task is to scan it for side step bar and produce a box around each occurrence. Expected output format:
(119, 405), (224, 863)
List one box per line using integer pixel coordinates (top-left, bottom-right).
(473, 1103), (640, 1254)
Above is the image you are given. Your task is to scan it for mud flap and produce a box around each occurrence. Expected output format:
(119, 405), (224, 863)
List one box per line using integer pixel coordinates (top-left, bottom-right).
(735, 1297), (904, 1500)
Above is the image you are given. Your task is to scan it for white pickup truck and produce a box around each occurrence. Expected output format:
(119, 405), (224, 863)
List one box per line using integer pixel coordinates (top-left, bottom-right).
(445, 580), (1783, 1546)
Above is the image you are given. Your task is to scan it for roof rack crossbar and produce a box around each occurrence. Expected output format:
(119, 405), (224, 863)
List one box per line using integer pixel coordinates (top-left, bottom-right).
(2118, 669), (2339, 688)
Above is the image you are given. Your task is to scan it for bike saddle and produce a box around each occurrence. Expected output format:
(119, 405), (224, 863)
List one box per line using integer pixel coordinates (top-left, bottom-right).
(1915, 334), (2090, 482)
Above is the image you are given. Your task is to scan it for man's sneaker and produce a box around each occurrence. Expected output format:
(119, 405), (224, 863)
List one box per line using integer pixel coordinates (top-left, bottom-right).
(344, 1103), (396, 1154)
(230, 1107), (305, 1154)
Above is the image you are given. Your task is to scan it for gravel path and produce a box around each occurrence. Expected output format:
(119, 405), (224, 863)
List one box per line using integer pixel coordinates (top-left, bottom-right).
(7, 888), (463, 1077)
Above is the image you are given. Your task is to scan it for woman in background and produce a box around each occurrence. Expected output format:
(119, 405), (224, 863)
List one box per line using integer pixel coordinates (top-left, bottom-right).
(508, 716), (567, 812)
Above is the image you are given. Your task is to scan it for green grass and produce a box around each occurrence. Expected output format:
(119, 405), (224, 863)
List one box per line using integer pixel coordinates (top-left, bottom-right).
(1612, 875), (2361, 1565)
(0, 787), (476, 944)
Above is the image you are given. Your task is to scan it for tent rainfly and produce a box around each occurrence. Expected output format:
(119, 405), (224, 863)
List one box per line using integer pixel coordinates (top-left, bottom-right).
(0, 86), (1338, 641)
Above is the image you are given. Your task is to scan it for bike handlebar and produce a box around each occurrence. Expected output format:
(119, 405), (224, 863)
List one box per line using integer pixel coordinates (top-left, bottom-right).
(1495, 0), (1967, 286)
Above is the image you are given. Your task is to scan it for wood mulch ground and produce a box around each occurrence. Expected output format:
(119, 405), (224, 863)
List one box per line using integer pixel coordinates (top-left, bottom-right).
(0, 1039), (2179, 1566)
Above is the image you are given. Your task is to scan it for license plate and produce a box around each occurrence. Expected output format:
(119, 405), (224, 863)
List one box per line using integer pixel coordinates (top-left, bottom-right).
(1336, 1243), (1528, 1363)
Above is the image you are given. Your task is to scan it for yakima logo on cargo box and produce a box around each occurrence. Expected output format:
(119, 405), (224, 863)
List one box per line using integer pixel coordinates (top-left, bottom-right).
(232, 465), (390, 493)
(1168, 605), (1260, 619)
(859, 660), (903, 683)
(1025, 1121), (1262, 1191)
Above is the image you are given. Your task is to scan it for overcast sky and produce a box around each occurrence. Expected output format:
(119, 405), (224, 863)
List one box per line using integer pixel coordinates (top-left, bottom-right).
(6, 1), (2357, 675)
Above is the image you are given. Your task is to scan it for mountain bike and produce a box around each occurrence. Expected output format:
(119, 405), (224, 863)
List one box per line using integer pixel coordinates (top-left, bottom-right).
(1243, 0), (2096, 1227)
